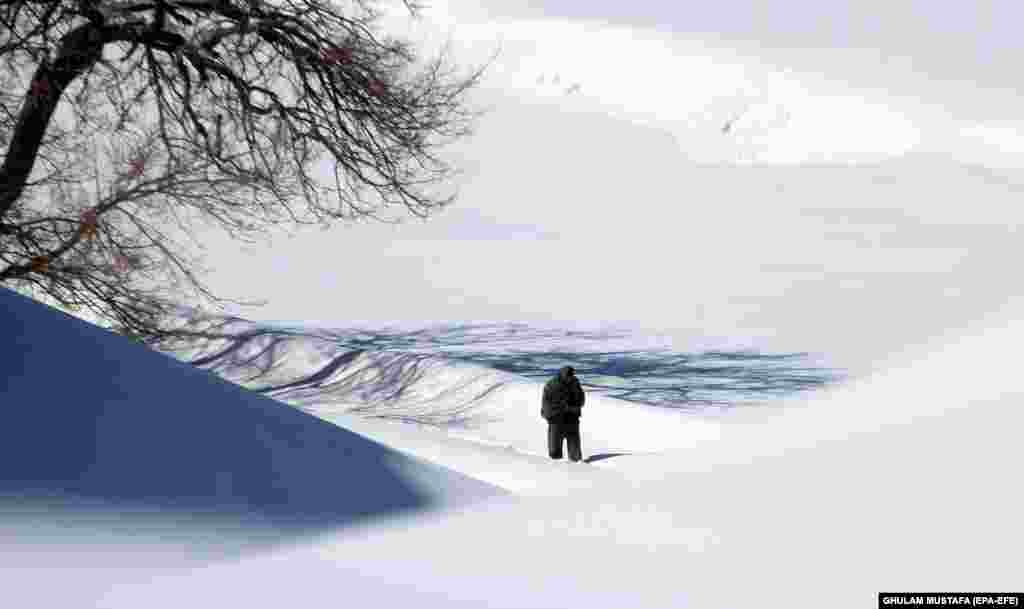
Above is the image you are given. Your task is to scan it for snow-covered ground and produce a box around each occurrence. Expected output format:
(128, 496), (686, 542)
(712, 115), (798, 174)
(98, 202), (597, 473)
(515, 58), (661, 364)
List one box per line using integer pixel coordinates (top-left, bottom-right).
(1, 282), (1020, 607)
(4, 1), (1024, 606)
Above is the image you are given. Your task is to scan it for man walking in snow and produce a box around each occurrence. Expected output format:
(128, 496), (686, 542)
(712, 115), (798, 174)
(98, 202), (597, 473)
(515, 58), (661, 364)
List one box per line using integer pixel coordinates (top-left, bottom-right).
(542, 366), (586, 462)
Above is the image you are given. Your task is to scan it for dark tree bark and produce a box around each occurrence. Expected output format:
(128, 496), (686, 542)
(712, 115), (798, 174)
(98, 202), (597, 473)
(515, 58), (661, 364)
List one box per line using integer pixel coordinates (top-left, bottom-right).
(0, 22), (108, 218)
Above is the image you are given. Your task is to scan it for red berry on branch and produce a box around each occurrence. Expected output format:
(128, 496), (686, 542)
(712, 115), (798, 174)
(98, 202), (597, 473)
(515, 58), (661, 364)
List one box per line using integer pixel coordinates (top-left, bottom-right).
(29, 255), (49, 273)
(127, 159), (145, 177)
(30, 77), (49, 98)
(321, 46), (353, 65)
(367, 79), (385, 97)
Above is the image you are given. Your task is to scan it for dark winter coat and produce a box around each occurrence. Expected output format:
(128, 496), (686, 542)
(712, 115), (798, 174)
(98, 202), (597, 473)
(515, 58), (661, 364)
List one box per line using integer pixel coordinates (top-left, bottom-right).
(541, 366), (585, 423)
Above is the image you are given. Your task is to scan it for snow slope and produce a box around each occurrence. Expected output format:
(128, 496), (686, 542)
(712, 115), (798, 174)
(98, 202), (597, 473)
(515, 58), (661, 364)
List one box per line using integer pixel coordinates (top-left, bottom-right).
(0, 287), (505, 557)
(2, 286), (1020, 608)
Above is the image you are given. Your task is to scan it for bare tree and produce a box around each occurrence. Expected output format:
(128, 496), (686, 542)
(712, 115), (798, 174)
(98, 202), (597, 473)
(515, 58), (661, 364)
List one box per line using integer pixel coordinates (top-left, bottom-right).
(0, 0), (491, 339)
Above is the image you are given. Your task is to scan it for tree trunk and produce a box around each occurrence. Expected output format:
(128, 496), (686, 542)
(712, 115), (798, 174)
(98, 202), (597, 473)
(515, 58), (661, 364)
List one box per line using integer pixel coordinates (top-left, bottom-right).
(0, 24), (109, 220)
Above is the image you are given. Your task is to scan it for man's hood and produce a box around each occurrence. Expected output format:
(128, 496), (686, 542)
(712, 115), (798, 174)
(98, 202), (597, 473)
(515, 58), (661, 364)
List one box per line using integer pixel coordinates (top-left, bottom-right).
(558, 366), (575, 381)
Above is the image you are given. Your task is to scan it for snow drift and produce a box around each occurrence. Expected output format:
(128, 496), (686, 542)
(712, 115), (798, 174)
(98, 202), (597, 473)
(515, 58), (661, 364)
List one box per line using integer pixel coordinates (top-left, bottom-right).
(0, 287), (505, 554)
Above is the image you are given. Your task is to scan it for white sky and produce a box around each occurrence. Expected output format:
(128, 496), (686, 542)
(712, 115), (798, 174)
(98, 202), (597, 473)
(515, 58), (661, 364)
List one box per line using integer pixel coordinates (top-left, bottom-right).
(190, 0), (1024, 373)
(415, 0), (1024, 105)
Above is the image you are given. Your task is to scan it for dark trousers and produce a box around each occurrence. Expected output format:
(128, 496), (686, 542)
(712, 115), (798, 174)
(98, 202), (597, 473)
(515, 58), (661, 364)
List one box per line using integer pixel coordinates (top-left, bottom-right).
(547, 419), (582, 462)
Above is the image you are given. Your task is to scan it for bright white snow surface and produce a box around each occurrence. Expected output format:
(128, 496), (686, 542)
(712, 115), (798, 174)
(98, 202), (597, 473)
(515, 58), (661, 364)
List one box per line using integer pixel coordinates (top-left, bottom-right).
(2, 286), (1021, 608)
(4, 2), (1024, 603)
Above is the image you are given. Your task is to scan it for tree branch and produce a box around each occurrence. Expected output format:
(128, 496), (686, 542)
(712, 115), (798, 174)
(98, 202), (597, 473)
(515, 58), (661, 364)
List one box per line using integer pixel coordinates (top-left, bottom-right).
(0, 22), (109, 220)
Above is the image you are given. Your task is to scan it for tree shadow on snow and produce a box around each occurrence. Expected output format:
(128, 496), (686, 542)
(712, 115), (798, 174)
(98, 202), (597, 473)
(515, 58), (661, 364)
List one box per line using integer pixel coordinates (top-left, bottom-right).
(151, 317), (843, 420)
(151, 316), (508, 430)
